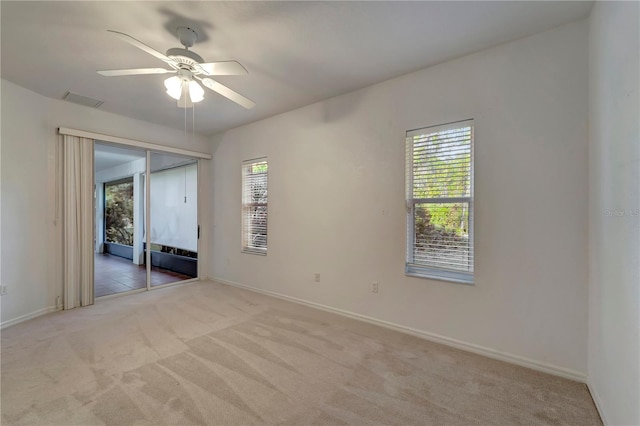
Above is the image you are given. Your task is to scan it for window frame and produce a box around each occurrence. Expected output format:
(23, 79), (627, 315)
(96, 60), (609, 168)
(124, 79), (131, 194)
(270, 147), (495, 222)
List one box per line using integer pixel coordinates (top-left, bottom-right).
(405, 120), (474, 284)
(241, 158), (268, 255)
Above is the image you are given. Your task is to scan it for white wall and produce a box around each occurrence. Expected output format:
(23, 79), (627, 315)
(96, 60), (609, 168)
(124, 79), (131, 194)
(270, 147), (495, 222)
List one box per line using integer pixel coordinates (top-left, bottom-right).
(0, 79), (212, 326)
(588, 2), (640, 425)
(210, 21), (589, 377)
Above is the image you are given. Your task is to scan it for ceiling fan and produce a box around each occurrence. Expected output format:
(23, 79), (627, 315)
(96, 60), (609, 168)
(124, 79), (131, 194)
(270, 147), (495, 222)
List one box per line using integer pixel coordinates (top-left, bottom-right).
(97, 27), (255, 109)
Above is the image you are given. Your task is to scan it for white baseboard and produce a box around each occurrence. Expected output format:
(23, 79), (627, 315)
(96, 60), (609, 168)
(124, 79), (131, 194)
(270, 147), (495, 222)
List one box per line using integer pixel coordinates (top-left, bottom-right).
(586, 381), (609, 425)
(1, 278), (202, 329)
(211, 277), (587, 383)
(1, 305), (62, 329)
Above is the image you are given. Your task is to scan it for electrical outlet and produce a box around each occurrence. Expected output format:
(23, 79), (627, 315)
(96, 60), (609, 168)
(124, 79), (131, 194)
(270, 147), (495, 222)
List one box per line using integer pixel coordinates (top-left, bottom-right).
(314, 273), (321, 282)
(0, 285), (7, 295)
(372, 281), (379, 293)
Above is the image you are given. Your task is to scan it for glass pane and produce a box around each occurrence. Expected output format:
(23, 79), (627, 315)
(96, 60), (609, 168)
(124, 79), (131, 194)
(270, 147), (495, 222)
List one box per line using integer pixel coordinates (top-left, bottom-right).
(413, 202), (472, 272)
(411, 125), (471, 199)
(242, 159), (268, 252)
(94, 143), (147, 297)
(105, 180), (133, 245)
(149, 152), (198, 286)
(244, 205), (267, 250)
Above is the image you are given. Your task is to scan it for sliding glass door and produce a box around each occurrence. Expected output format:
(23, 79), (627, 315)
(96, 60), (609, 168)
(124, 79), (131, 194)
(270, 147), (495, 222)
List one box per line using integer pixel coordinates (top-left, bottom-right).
(94, 143), (199, 298)
(148, 152), (198, 287)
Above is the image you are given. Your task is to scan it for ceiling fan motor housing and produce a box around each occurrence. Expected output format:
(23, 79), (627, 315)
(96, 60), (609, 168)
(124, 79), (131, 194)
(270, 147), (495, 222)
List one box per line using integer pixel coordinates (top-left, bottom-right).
(166, 47), (204, 67)
(166, 27), (203, 67)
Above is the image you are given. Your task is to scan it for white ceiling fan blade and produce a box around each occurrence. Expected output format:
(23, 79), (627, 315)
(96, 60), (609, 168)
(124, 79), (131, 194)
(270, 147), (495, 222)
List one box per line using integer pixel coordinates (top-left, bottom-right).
(107, 30), (175, 66)
(197, 61), (248, 76)
(200, 78), (256, 109)
(97, 68), (175, 77)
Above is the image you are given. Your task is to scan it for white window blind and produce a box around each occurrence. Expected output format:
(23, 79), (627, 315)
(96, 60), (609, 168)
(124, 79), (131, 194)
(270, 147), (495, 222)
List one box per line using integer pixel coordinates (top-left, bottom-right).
(405, 120), (474, 283)
(242, 158), (268, 254)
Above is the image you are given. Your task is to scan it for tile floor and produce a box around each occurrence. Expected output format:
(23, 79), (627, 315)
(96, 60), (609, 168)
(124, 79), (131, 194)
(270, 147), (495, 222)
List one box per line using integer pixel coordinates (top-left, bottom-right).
(94, 253), (194, 297)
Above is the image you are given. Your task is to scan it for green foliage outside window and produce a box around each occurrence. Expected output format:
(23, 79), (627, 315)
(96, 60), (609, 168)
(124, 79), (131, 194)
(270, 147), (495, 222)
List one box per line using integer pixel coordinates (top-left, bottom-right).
(252, 162), (268, 174)
(413, 127), (471, 238)
(105, 180), (134, 246)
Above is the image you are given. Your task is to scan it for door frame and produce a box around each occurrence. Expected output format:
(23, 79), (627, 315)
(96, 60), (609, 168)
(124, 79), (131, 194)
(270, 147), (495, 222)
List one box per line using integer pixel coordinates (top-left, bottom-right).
(60, 127), (211, 300)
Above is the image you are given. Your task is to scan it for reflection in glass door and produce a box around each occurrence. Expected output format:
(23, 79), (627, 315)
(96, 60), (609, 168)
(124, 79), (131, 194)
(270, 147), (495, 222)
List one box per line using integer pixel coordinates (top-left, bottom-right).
(148, 152), (198, 287)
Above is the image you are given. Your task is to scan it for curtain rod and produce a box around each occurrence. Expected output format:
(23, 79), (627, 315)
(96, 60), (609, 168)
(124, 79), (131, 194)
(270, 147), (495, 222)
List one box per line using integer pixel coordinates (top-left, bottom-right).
(58, 127), (212, 160)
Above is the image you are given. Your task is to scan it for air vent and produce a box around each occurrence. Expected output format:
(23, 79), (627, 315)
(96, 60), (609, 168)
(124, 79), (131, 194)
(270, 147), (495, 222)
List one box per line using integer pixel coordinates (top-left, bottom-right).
(62, 92), (104, 108)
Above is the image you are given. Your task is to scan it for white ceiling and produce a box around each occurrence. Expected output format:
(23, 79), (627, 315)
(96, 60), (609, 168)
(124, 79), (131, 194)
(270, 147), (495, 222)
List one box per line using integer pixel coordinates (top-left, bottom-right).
(1, 1), (593, 136)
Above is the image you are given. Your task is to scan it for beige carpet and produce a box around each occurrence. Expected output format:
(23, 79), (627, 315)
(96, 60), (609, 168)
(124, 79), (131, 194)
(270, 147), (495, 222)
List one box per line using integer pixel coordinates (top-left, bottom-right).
(1, 280), (601, 425)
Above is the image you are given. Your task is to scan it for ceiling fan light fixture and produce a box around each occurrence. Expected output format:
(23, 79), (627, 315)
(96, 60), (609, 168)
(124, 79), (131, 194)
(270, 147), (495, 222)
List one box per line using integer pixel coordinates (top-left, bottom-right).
(164, 76), (183, 100)
(188, 80), (204, 103)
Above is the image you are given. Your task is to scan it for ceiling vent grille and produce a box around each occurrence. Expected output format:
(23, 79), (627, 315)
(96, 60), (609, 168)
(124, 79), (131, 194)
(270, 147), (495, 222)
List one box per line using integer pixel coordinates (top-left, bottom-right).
(63, 91), (104, 108)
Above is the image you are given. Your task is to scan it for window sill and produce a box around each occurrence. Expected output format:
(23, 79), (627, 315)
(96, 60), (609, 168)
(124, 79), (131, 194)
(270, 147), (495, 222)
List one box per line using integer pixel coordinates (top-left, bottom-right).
(405, 264), (474, 285)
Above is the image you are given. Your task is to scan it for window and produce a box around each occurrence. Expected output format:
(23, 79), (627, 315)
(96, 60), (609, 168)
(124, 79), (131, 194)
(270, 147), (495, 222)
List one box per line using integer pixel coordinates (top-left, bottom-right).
(104, 178), (134, 246)
(242, 158), (268, 254)
(405, 120), (474, 283)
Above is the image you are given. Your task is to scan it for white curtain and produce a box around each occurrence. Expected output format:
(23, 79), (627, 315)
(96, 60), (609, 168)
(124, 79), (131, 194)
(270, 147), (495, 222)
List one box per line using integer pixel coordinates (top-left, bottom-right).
(62, 135), (94, 309)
